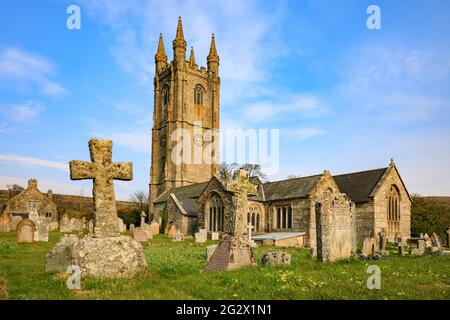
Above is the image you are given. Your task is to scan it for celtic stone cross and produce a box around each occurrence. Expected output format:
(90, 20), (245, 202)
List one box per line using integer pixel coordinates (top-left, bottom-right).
(69, 139), (132, 238)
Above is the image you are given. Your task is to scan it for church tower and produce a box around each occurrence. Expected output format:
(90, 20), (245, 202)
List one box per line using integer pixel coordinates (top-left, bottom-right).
(149, 17), (220, 214)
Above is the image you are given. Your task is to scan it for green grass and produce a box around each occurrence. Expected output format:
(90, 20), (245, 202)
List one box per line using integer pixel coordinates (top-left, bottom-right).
(0, 231), (449, 300)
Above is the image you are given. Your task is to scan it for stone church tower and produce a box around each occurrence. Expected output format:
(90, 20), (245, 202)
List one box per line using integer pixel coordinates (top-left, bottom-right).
(149, 17), (220, 214)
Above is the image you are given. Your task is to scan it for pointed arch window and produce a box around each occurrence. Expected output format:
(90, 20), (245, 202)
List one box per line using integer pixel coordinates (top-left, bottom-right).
(194, 85), (204, 105)
(388, 185), (400, 235)
(207, 193), (224, 232)
(161, 85), (169, 122)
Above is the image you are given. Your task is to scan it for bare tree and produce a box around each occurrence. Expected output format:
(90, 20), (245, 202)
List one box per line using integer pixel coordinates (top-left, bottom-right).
(130, 190), (149, 212)
(240, 163), (267, 181)
(218, 162), (239, 182)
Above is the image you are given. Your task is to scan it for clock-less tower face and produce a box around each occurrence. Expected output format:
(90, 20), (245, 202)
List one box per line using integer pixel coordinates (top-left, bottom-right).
(149, 18), (220, 213)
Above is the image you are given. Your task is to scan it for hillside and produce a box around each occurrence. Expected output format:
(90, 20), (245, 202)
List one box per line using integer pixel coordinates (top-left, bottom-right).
(0, 189), (137, 220)
(424, 196), (450, 208)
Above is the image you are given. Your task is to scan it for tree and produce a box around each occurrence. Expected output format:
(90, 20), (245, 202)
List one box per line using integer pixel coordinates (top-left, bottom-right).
(130, 190), (149, 213)
(218, 162), (239, 182)
(240, 163), (267, 181)
(7, 184), (24, 198)
(411, 194), (450, 241)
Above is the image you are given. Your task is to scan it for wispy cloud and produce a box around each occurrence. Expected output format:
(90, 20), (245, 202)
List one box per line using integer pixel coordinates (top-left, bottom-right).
(4, 100), (45, 123)
(284, 127), (326, 141)
(0, 154), (69, 172)
(0, 48), (68, 98)
(241, 94), (327, 124)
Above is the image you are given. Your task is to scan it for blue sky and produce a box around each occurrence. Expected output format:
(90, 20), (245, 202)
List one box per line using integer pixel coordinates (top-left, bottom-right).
(0, 0), (449, 199)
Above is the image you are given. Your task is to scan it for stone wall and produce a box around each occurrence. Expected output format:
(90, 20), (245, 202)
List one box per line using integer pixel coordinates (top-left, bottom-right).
(371, 166), (411, 241)
(354, 201), (375, 244)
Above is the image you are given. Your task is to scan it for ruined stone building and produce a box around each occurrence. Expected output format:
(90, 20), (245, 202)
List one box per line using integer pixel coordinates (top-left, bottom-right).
(149, 18), (411, 246)
(2, 179), (58, 225)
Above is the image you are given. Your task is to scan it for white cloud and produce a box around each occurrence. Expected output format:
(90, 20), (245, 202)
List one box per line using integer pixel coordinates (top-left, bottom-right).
(0, 48), (68, 98)
(5, 100), (45, 123)
(241, 94), (327, 124)
(285, 127), (326, 141)
(0, 154), (69, 172)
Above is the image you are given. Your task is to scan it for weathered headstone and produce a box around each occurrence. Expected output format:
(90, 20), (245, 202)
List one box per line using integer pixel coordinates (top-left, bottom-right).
(16, 219), (35, 243)
(172, 231), (184, 242)
(132, 228), (148, 242)
(205, 170), (257, 272)
(45, 234), (79, 272)
(46, 139), (147, 278)
(88, 220), (94, 236)
(315, 192), (356, 262)
(195, 228), (207, 243)
(261, 252), (291, 266)
(150, 221), (160, 235)
(430, 233), (442, 249)
(118, 218), (126, 233)
(0, 212), (11, 233)
(167, 223), (177, 239)
(34, 216), (49, 242)
(61, 213), (70, 226)
(28, 206), (39, 223)
(130, 223), (135, 234)
(140, 211), (147, 227)
(211, 232), (219, 241)
(411, 239), (425, 256)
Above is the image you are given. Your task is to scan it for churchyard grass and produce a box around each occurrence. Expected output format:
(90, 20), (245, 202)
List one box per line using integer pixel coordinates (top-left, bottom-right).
(0, 231), (449, 300)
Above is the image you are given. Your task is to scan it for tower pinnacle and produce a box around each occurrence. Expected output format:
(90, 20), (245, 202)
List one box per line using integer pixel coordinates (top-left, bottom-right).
(207, 33), (219, 74)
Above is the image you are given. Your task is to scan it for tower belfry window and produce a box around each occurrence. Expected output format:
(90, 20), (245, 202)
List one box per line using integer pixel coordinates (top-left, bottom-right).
(194, 85), (203, 105)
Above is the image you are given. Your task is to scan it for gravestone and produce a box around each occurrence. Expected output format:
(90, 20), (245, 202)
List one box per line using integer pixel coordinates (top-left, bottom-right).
(130, 224), (135, 234)
(430, 233), (442, 249)
(205, 170), (257, 272)
(61, 213), (70, 226)
(9, 216), (23, 231)
(34, 216), (49, 242)
(140, 211), (147, 227)
(315, 192), (356, 262)
(261, 252), (291, 266)
(28, 206), (39, 223)
(45, 234), (79, 272)
(378, 228), (387, 255)
(17, 219), (35, 243)
(0, 212), (10, 233)
(118, 218), (126, 233)
(141, 224), (153, 239)
(46, 139), (147, 278)
(132, 228), (148, 242)
(172, 231), (184, 242)
(211, 232), (219, 241)
(195, 229), (207, 243)
(150, 221), (160, 235)
(246, 223), (256, 247)
(167, 223), (177, 239)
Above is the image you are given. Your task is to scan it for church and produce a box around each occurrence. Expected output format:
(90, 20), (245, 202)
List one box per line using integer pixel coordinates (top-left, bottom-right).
(148, 18), (411, 247)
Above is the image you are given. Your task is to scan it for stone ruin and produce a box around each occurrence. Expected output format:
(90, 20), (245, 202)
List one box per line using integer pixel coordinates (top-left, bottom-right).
(315, 192), (356, 262)
(46, 139), (147, 278)
(205, 169), (256, 272)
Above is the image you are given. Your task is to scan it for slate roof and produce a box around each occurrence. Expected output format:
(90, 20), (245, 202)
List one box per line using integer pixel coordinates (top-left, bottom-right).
(154, 181), (209, 204)
(255, 174), (323, 201)
(333, 167), (387, 203)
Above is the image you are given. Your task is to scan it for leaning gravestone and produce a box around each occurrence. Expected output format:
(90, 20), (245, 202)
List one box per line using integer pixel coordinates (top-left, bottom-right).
(205, 170), (257, 272)
(46, 139), (147, 278)
(315, 192), (356, 262)
(16, 219), (36, 243)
